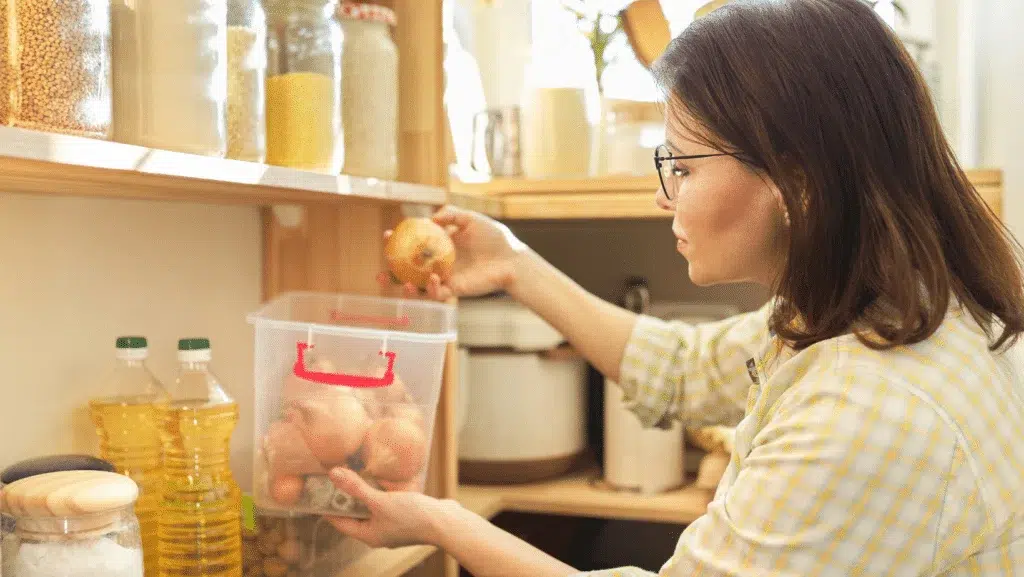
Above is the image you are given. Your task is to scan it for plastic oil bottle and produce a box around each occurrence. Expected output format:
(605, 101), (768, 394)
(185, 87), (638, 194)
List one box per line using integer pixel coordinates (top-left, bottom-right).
(158, 338), (242, 577)
(89, 335), (170, 577)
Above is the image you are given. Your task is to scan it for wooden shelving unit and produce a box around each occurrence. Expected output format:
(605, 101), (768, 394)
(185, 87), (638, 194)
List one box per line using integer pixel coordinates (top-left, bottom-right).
(449, 170), (1005, 221)
(458, 460), (715, 526)
(0, 126), (446, 207)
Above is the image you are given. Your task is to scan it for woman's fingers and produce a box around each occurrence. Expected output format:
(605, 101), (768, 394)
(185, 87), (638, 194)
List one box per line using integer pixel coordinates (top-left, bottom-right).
(327, 516), (376, 545)
(329, 467), (380, 508)
(431, 205), (473, 229)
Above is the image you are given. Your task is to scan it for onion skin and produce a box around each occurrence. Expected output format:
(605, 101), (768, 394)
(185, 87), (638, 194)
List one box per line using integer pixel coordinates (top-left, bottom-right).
(270, 475), (304, 506)
(264, 420), (327, 478)
(286, 392), (372, 466)
(360, 417), (429, 482)
(384, 217), (456, 289)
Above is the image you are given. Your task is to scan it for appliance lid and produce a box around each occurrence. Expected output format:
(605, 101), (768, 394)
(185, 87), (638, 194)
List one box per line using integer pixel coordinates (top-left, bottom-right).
(457, 294), (566, 352)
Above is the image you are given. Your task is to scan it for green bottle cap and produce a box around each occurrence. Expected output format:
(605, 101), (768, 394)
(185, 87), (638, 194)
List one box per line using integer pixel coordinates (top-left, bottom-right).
(115, 336), (147, 349)
(178, 338), (211, 350)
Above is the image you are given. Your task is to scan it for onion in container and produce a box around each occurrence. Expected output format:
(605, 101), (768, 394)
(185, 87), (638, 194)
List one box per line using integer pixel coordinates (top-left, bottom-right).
(264, 419), (327, 478)
(286, 391), (372, 466)
(360, 417), (429, 482)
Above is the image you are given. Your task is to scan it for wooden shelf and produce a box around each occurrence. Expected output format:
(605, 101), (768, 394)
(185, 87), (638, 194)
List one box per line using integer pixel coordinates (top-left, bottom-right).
(449, 170), (1005, 221)
(0, 126), (446, 207)
(457, 462), (715, 525)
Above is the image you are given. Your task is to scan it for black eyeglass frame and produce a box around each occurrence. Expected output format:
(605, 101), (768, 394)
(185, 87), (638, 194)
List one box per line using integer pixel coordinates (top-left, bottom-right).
(654, 144), (734, 201)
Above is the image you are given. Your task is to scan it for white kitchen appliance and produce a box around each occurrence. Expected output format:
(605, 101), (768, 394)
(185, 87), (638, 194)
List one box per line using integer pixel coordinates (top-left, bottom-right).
(603, 295), (739, 494)
(456, 295), (589, 484)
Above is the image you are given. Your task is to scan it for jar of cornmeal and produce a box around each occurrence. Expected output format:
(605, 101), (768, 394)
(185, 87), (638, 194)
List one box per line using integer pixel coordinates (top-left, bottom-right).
(263, 0), (344, 174)
(336, 2), (398, 180)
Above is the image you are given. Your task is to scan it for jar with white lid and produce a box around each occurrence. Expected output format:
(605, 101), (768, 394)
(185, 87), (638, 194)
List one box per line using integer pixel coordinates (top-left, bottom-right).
(336, 2), (398, 180)
(111, 0), (228, 156)
(0, 470), (143, 577)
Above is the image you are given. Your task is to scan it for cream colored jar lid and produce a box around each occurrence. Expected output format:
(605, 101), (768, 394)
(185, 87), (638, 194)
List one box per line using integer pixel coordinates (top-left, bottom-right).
(1, 470), (138, 520)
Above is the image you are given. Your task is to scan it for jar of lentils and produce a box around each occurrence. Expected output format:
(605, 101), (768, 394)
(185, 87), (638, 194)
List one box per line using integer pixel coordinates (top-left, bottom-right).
(2, 0), (113, 138)
(336, 2), (398, 180)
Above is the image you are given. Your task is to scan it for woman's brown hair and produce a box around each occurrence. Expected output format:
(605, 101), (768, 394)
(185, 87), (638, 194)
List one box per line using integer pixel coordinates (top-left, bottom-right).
(653, 0), (1024, 352)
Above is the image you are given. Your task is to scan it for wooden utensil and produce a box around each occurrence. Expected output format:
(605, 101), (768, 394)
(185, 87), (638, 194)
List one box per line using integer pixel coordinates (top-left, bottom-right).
(620, 0), (672, 68)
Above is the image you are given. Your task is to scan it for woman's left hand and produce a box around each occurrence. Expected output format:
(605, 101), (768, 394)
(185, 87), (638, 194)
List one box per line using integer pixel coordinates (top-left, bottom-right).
(325, 467), (452, 549)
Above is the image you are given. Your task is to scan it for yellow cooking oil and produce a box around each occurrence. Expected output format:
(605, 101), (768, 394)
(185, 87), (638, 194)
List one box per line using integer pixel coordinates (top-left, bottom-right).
(158, 338), (242, 577)
(89, 336), (169, 577)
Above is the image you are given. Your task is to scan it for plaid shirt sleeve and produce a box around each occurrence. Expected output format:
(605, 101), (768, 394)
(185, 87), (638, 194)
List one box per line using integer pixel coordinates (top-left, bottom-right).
(578, 358), (967, 577)
(615, 302), (772, 430)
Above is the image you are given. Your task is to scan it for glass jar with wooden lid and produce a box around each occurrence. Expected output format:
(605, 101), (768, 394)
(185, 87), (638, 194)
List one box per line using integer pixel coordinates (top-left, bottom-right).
(0, 470), (143, 577)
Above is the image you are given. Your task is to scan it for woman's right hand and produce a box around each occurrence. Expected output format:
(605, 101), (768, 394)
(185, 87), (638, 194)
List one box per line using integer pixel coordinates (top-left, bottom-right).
(378, 205), (529, 301)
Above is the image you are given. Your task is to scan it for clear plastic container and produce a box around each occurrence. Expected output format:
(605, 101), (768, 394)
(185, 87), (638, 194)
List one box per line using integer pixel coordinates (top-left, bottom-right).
(227, 0), (267, 163)
(111, 0), (227, 156)
(0, 470), (143, 577)
(88, 336), (169, 577)
(264, 0), (344, 173)
(247, 292), (457, 518)
(337, 2), (398, 180)
(157, 338), (242, 575)
(3, 0), (112, 138)
(240, 506), (371, 574)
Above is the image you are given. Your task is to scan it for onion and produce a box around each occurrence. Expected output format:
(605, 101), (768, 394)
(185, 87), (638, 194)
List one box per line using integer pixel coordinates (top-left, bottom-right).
(270, 475), (304, 506)
(286, 392), (372, 466)
(384, 217), (456, 289)
(360, 417), (429, 482)
(385, 404), (427, 431)
(264, 420), (327, 478)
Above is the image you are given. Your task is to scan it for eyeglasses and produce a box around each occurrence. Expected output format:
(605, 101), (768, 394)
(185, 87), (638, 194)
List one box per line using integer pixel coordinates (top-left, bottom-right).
(654, 144), (733, 201)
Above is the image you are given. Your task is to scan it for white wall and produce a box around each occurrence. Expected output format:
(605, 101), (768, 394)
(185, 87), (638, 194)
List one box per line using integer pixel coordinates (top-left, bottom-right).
(0, 194), (262, 491)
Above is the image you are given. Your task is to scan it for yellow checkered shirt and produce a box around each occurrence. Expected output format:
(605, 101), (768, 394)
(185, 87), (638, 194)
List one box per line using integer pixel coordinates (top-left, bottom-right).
(581, 301), (1024, 576)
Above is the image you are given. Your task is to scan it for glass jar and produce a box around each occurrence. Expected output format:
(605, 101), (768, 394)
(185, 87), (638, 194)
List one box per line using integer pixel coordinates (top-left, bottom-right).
(601, 98), (664, 176)
(337, 2), (398, 180)
(111, 0), (228, 156)
(2, 0), (112, 138)
(0, 470), (143, 577)
(228, 0), (268, 162)
(263, 0), (344, 174)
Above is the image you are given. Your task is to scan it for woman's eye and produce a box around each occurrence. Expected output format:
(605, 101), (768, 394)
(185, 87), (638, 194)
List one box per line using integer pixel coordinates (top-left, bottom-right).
(671, 165), (689, 177)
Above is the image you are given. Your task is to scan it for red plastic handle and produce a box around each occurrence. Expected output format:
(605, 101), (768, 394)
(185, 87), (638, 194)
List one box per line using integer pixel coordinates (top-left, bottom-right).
(330, 310), (411, 328)
(293, 342), (396, 388)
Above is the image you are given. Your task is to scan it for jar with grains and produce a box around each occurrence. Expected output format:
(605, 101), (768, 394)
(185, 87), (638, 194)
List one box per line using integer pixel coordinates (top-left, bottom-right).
(337, 3), (398, 180)
(2, 0), (113, 138)
(111, 0), (228, 156)
(227, 0), (267, 163)
(263, 0), (344, 174)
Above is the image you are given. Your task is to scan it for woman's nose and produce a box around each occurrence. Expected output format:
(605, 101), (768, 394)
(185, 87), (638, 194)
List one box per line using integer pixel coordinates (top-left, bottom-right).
(655, 190), (674, 212)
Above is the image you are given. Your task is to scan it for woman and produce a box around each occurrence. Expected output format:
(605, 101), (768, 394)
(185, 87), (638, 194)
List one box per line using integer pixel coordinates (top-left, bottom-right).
(328, 0), (1024, 574)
